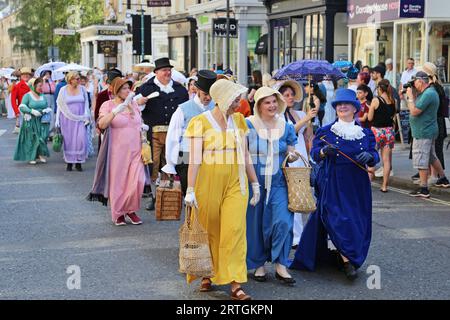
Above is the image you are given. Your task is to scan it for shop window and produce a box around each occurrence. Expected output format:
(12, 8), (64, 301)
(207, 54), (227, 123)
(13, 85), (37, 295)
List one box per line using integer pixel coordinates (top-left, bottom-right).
(303, 13), (323, 60)
(291, 17), (304, 61)
(248, 26), (262, 76)
(352, 27), (375, 67)
(396, 22), (425, 74)
(170, 37), (185, 73)
(429, 22), (450, 83)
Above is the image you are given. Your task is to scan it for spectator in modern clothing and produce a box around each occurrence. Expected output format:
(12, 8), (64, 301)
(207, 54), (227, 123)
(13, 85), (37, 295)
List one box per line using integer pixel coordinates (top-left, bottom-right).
(362, 66), (376, 93)
(370, 65), (386, 96)
(399, 58), (417, 100)
(368, 79), (397, 192)
(357, 84), (373, 128)
(347, 67), (359, 92)
(247, 70), (263, 109)
(384, 58), (398, 88)
(406, 71), (449, 198)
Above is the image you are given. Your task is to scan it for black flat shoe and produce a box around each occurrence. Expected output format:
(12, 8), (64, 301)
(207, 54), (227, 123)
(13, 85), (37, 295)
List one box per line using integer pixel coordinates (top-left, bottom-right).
(380, 188), (388, 193)
(275, 272), (296, 286)
(252, 272), (267, 282)
(66, 164), (73, 171)
(343, 262), (358, 280)
(75, 163), (83, 172)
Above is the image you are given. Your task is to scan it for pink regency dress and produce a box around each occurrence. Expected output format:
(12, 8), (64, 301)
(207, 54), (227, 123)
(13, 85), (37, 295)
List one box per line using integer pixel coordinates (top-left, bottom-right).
(99, 100), (145, 221)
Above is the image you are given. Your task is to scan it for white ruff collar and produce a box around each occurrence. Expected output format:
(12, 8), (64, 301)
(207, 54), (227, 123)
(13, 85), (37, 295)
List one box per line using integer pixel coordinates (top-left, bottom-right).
(330, 119), (365, 141)
(154, 77), (174, 94)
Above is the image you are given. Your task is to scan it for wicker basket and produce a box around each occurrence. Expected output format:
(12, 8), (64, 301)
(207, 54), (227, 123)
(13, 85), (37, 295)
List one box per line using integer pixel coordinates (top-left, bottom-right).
(282, 152), (316, 213)
(178, 206), (214, 278)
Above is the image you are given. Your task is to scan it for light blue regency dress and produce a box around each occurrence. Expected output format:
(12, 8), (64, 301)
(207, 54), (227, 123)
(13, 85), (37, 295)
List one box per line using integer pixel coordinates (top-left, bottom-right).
(246, 117), (297, 269)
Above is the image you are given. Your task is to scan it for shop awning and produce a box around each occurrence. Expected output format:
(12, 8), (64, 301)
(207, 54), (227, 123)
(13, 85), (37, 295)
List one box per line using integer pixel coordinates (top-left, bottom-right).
(255, 34), (268, 55)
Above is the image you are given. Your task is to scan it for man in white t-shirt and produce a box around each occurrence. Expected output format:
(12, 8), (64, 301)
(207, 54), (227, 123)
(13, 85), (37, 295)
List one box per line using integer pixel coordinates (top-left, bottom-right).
(399, 58), (417, 100)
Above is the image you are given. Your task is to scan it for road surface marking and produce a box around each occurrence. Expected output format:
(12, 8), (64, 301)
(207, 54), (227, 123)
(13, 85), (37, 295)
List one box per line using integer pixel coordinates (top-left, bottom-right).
(372, 182), (450, 207)
(0, 129), (6, 137)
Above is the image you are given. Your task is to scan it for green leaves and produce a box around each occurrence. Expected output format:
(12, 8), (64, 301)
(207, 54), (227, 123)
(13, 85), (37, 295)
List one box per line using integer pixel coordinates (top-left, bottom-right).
(9, 0), (103, 63)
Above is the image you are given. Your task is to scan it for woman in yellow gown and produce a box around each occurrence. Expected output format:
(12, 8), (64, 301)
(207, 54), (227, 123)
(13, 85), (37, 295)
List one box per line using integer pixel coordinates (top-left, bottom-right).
(184, 79), (261, 300)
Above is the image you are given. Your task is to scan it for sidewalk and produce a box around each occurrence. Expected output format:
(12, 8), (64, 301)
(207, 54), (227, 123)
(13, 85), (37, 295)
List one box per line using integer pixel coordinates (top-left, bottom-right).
(375, 139), (450, 197)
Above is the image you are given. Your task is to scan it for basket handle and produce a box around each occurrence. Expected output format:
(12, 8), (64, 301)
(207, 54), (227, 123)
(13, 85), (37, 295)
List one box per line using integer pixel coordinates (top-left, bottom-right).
(282, 150), (311, 168)
(184, 205), (199, 230)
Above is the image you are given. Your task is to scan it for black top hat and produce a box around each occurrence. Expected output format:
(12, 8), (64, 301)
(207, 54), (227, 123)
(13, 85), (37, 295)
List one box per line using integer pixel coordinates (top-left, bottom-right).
(154, 57), (173, 72)
(194, 70), (217, 94)
(107, 68), (123, 84)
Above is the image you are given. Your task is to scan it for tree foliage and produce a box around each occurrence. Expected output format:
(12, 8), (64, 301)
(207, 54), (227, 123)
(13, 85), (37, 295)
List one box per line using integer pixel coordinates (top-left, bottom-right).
(8, 0), (103, 63)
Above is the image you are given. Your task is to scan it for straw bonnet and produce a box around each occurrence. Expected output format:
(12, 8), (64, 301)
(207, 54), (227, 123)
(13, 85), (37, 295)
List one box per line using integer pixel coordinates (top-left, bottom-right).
(19, 67), (32, 75)
(253, 86), (287, 117)
(273, 80), (303, 102)
(420, 62), (437, 79)
(209, 79), (247, 113)
(111, 78), (132, 96)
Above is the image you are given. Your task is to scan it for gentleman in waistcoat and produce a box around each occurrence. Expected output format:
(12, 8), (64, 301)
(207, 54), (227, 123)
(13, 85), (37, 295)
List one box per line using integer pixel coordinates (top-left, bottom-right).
(162, 70), (217, 195)
(138, 58), (189, 207)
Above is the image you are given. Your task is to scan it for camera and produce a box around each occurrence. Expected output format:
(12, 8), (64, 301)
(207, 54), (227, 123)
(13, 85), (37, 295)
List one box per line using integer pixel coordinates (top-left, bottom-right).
(401, 78), (415, 94)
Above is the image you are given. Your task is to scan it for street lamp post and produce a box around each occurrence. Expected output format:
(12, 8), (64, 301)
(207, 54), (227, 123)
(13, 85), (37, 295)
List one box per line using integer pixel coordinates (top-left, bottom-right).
(50, 0), (54, 61)
(226, 0), (230, 70)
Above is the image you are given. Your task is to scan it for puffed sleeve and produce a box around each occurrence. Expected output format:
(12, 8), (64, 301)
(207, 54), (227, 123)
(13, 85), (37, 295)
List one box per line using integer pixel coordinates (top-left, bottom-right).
(235, 112), (249, 136)
(311, 126), (327, 163)
(19, 93), (31, 114)
(365, 128), (380, 167)
(184, 115), (204, 138)
(99, 101), (113, 119)
(286, 122), (297, 146)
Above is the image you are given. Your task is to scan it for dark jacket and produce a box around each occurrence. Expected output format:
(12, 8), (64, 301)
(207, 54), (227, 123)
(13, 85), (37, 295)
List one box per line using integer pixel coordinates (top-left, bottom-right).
(138, 77), (189, 127)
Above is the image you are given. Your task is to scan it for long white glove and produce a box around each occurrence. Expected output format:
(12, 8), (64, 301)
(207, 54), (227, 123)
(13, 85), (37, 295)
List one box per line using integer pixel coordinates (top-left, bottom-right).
(287, 151), (300, 163)
(23, 114), (32, 122)
(184, 187), (198, 208)
(31, 109), (42, 117)
(112, 92), (135, 115)
(42, 107), (53, 114)
(147, 92), (160, 99)
(249, 182), (261, 206)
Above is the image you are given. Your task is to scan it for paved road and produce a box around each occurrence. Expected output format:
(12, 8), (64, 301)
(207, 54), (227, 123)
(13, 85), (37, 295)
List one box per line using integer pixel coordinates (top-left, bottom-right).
(0, 118), (449, 300)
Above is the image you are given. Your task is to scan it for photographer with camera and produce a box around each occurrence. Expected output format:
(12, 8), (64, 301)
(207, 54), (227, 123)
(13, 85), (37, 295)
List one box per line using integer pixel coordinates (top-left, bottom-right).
(406, 71), (449, 198)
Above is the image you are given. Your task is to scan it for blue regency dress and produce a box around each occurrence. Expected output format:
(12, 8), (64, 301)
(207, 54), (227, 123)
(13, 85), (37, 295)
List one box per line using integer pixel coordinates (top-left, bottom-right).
(290, 120), (379, 271)
(246, 118), (297, 269)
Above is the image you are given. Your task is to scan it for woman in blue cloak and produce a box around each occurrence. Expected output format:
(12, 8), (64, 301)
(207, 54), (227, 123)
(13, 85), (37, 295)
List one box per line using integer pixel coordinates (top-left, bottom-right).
(290, 88), (379, 280)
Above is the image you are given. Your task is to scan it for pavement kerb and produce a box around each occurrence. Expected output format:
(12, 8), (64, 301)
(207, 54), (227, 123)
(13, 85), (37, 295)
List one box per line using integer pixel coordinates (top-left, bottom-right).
(373, 176), (450, 198)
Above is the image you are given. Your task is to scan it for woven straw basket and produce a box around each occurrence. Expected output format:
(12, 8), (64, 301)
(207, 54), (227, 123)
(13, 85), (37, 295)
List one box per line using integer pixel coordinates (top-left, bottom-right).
(282, 152), (316, 213)
(179, 206), (214, 278)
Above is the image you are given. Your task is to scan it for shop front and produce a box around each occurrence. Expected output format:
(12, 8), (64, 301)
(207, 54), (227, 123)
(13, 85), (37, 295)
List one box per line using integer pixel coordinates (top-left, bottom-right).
(265, 0), (348, 71)
(189, 0), (268, 85)
(167, 16), (197, 75)
(78, 24), (133, 72)
(348, 0), (450, 86)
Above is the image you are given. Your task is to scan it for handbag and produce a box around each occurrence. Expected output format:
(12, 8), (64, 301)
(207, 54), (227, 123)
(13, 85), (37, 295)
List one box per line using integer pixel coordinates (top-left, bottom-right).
(141, 132), (153, 165)
(41, 112), (51, 124)
(52, 128), (63, 152)
(282, 151), (316, 213)
(178, 206), (214, 278)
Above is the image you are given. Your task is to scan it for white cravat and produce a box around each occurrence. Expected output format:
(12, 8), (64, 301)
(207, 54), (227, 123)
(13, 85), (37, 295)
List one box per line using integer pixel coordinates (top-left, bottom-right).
(154, 77), (174, 94)
(193, 95), (207, 111)
(330, 119), (365, 141)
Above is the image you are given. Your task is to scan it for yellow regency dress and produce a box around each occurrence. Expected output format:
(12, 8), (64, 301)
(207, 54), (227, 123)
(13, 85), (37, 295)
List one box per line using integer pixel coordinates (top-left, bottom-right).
(184, 111), (249, 285)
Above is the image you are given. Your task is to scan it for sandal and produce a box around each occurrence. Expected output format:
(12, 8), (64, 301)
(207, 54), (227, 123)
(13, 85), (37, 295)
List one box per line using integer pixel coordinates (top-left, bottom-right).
(231, 287), (252, 301)
(199, 278), (212, 292)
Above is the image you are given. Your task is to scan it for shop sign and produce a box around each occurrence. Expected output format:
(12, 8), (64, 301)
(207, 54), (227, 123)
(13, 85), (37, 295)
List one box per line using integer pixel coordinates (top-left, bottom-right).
(147, 0), (171, 6)
(347, 0), (400, 25)
(168, 21), (191, 37)
(97, 41), (118, 57)
(399, 0), (425, 18)
(212, 18), (238, 38)
(98, 29), (124, 36)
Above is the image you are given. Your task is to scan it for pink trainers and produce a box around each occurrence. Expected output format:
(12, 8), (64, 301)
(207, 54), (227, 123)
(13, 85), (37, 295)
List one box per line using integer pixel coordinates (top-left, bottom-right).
(114, 215), (127, 226)
(127, 213), (142, 225)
